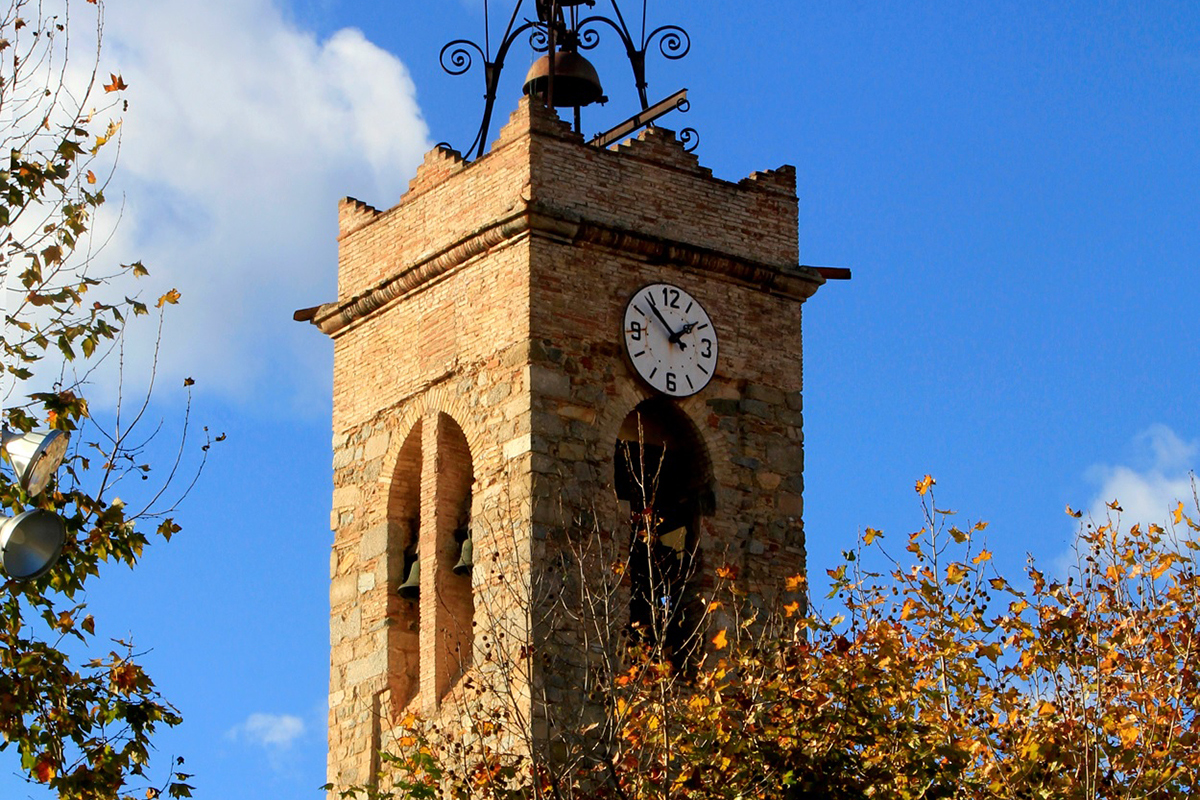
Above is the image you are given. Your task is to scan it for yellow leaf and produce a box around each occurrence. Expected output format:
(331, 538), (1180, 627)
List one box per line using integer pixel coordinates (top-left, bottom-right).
(864, 527), (881, 544)
(104, 73), (128, 92)
(783, 601), (800, 618)
(92, 120), (123, 155)
(946, 563), (967, 585)
(156, 288), (181, 308)
(1107, 499), (1123, 511)
(784, 573), (806, 592)
(915, 475), (935, 496)
(86, 169), (97, 185)
(1118, 719), (1139, 747)
(712, 629), (728, 650)
(972, 550), (993, 565)
(1038, 700), (1057, 718)
(1174, 501), (1185, 526)
(1066, 504), (1083, 518)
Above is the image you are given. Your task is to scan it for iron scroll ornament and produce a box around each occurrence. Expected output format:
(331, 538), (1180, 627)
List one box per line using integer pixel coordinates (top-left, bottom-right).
(438, 0), (692, 160)
(573, 17), (690, 110)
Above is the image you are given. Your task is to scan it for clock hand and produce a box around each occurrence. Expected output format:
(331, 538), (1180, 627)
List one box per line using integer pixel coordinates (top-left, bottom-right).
(647, 300), (687, 349)
(668, 321), (698, 344)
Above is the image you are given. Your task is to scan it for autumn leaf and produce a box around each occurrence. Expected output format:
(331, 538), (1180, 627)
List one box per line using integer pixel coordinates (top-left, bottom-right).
(712, 629), (728, 650)
(33, 758), (55, 783)
(112, 662), (141, 693)
(784, 573), (806, 592)
(1174, 501), (1185, 525)
(1118, 719), (1140, 747)
(156, 288), (181, 308)
(716, 564), (738, 580)
(864, 527), (882, 544)
(86, 169), (97, 184)
(946, 563), (967, 585)
(783, 601), (800, 618)
(1107, 499), (1123, 511)
(1066, 504), (1083, 518)
(915, 474), (935, 496)
(104, 73), (128, 92)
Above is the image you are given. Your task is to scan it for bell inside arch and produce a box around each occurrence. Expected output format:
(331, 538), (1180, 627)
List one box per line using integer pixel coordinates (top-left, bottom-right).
(523, 50), (605, 108)
(397, 551), (420, 599)
(453, 536), (473, 576)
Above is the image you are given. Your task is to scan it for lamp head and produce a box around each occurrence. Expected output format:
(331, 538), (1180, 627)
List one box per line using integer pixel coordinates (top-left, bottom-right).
(0, 509), (66, 580)
(2, 428), (69, 496)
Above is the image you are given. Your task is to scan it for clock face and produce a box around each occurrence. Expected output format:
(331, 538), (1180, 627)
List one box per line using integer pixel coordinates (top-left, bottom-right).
(622, 283), (719, 397)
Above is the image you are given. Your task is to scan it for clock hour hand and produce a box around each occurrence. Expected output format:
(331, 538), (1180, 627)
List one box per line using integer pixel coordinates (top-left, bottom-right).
(668, 321), (698, 344)
(647, 300), (687, 349)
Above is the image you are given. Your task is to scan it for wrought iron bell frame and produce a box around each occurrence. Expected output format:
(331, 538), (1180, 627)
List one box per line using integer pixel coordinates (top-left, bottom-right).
(439, 0), (694, 160)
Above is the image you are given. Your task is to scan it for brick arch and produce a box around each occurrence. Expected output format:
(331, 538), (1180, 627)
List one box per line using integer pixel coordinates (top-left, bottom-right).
(375, 387), (485, 717)
(595, 377), (734, 498)
(378, 386), (489, 484)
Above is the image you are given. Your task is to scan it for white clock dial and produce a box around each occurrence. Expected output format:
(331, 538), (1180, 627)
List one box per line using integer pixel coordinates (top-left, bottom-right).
(622, 283), (719, 397)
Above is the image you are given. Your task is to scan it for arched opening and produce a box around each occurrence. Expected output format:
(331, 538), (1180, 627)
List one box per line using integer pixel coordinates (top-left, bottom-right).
(386, 421), (423, 711)
(614, 398), (713, 663)
(434, 413), (475, 700)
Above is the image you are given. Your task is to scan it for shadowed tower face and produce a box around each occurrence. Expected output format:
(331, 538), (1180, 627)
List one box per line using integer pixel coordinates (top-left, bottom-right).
(304, 84), (827, 787)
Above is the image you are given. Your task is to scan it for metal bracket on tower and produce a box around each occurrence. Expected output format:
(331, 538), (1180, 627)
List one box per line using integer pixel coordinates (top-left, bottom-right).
(589, 88), (696, 151)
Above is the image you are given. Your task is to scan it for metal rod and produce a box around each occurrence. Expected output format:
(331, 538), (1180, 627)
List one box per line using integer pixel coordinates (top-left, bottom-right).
(589, 88), (687, 149)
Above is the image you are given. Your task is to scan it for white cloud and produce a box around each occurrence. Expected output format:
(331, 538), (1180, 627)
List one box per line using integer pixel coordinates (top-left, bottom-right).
(86, 0), (430, 411)
(1051, 425), (1197, 576)
(1083, 424), (1197, 528)
(228, 712), (306, 751)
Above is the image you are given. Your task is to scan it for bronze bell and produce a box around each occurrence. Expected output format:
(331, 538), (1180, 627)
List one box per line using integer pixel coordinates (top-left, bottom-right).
(397, 551), (420, 599)
(522, 50), (605, 108)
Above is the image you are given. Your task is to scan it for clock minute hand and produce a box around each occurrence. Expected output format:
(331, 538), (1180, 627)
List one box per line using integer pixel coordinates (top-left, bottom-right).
(647, 300), (687, 350)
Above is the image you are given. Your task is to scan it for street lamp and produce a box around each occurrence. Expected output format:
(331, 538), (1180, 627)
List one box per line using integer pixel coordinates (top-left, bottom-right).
(1, 428), (70, 580)
(2, 428), (69, 495)
(0, 509), (66, 580)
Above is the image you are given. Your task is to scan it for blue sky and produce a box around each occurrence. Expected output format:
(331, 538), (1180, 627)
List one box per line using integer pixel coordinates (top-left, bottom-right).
(4, 0), (1200, 797)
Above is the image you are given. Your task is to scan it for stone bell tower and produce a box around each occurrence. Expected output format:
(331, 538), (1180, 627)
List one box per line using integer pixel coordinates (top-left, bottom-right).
(298, 1), (839, 791)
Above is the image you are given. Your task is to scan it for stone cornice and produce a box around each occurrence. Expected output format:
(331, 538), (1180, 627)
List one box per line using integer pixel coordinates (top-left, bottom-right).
(309, 201), (824, 337)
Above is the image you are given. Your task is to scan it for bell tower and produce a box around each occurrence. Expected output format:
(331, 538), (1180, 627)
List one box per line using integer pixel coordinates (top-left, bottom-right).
(298, 1), (841, 791)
